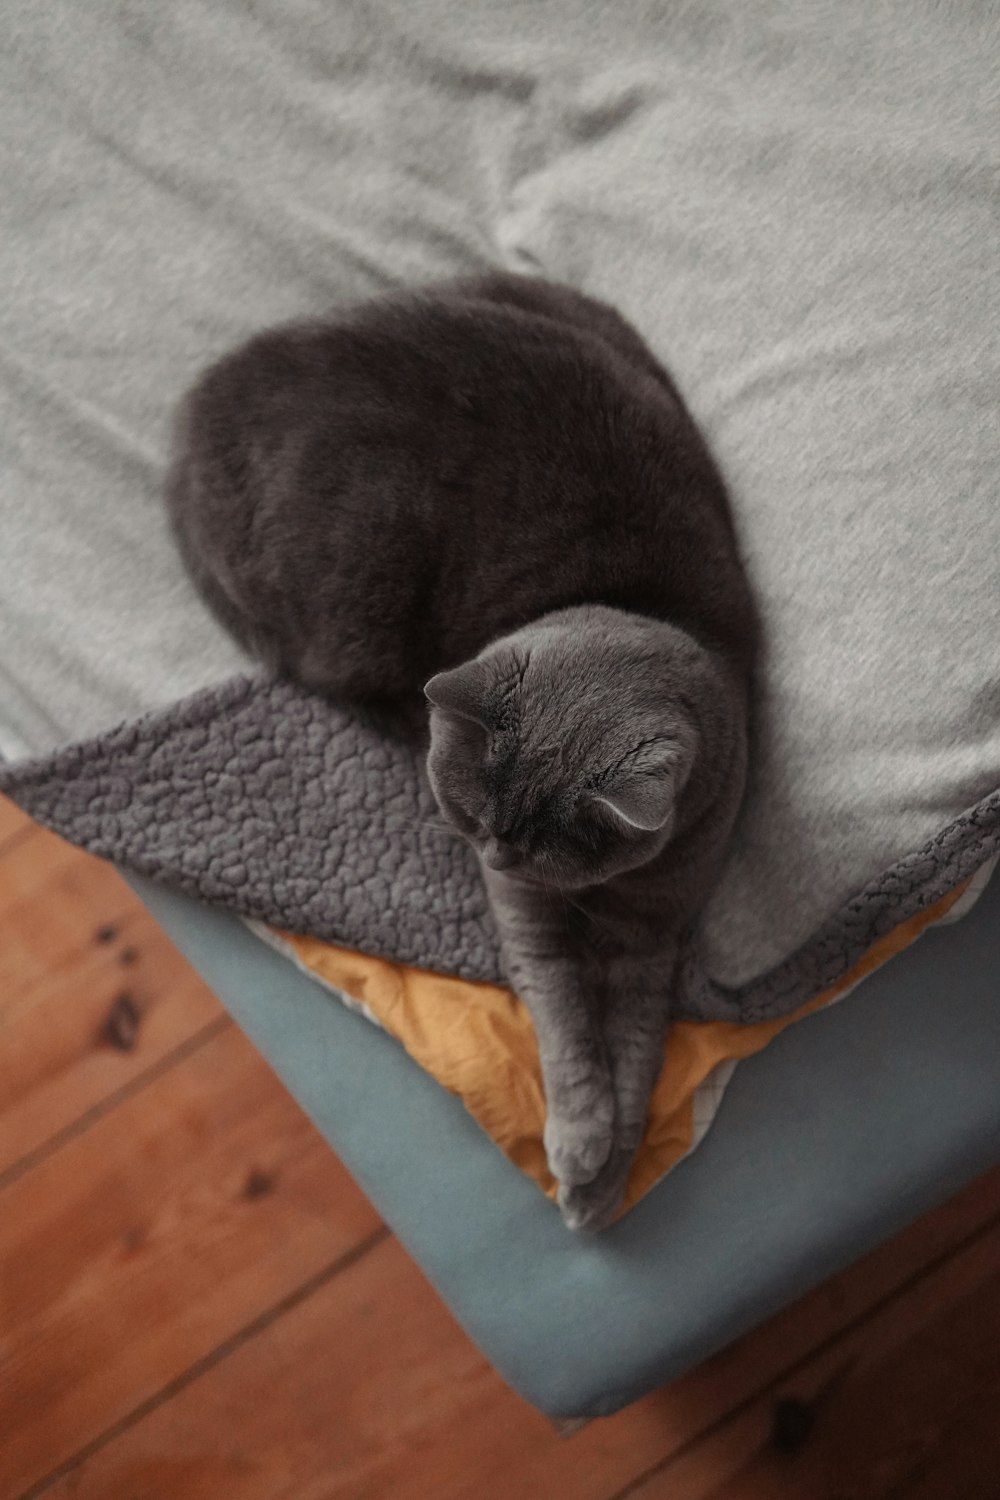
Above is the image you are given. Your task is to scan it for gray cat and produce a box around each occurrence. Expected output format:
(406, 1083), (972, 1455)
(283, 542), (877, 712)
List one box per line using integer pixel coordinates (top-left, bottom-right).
(166, 272), (758, 1230)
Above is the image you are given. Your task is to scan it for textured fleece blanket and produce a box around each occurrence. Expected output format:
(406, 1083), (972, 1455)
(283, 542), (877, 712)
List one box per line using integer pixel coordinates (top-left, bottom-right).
(1, 0), (999, 1018)
(3, 676), (999, 1024)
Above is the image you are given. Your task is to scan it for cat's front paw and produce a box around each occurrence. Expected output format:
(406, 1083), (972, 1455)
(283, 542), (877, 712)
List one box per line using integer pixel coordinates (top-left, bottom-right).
(557, 1151), (633, 1233)
(544, 1110), (614, 1188)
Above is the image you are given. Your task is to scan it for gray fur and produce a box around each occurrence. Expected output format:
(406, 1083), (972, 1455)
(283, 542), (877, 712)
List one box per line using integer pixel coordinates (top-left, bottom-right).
(164, 274), (757, 1229)
(428, 606), (749, 1226)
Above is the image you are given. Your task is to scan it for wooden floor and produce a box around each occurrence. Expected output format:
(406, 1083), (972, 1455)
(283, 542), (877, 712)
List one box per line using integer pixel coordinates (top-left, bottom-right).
(2, 794), (999, 1500)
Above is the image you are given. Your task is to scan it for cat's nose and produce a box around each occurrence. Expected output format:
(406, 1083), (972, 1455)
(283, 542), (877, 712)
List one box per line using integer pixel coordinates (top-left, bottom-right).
(481, 838), (520, 872)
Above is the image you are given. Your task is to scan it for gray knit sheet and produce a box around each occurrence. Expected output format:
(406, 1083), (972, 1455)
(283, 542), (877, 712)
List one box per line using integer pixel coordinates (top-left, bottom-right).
(2, 0), (999, 1023)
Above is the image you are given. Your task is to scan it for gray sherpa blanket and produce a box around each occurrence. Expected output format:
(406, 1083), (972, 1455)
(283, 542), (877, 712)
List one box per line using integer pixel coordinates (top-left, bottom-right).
(2, 676), (999, 1024)
(2, 0), (999, 1025)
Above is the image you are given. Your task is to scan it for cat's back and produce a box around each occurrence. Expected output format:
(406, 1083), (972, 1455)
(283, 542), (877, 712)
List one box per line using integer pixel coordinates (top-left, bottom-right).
(168, 274), (756, 703)
(390, 276), (755, 675)
(167, 306), (442, 680)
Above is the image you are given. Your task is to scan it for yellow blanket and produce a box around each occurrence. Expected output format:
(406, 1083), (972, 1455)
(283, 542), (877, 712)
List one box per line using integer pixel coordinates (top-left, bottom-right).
(272, 882), (967, 1220)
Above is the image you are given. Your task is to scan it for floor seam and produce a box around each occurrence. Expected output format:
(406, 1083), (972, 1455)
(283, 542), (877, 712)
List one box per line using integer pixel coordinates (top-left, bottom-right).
(17, 1224), (393, 1500)
(604, 1200), (1000, 1500)
(0, 822), (39, 861)
(0, 1013), (233, 1194)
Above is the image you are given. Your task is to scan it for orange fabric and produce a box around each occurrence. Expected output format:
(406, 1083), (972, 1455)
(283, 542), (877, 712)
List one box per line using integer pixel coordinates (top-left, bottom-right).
(278, 881), (968, 1217)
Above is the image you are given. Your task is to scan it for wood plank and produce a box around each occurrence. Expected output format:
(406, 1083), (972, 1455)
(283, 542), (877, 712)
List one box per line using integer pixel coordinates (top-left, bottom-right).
(783, 1270), (1000, 1500)
(41, 1170), (1000, 1500)
(0, 899), (225, 1180)
(620, 1218), (1000, 1499)
(0, 824), (140, 1000)
(899, 1386), (1000, 1500)
(0, 792), (33, 849)
(38, 1233), (517, 1500)
(0, 1025), (382, 1499)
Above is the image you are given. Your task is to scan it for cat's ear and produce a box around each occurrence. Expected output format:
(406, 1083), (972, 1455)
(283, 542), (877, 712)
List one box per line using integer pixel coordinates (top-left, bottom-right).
(424, 661), (490, 729)
(590, 744), (685, 833)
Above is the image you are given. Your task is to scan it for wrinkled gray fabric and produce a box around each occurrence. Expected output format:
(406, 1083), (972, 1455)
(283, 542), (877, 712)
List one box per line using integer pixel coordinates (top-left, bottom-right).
(2, 675), (998, 1023)
(1, 0), (998, 990)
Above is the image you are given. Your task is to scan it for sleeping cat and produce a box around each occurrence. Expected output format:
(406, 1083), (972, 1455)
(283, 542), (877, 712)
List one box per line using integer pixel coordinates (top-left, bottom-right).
(166, 272), (758, 1230)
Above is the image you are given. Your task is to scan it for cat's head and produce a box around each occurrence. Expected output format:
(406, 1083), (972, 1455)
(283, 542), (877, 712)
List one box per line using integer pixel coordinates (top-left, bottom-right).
(424, 607), (701, 891)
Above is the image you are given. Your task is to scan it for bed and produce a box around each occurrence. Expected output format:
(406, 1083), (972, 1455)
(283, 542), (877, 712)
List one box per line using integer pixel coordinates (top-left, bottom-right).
(2, 0), (998, 1417)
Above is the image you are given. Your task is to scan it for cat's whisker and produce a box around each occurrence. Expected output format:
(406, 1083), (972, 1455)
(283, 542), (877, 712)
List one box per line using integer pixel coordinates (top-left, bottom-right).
(535, 865), (575, 933)
(383, 813), (465, 842)
(559, 889), (622, 940)
(425, 818), (465, 837)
